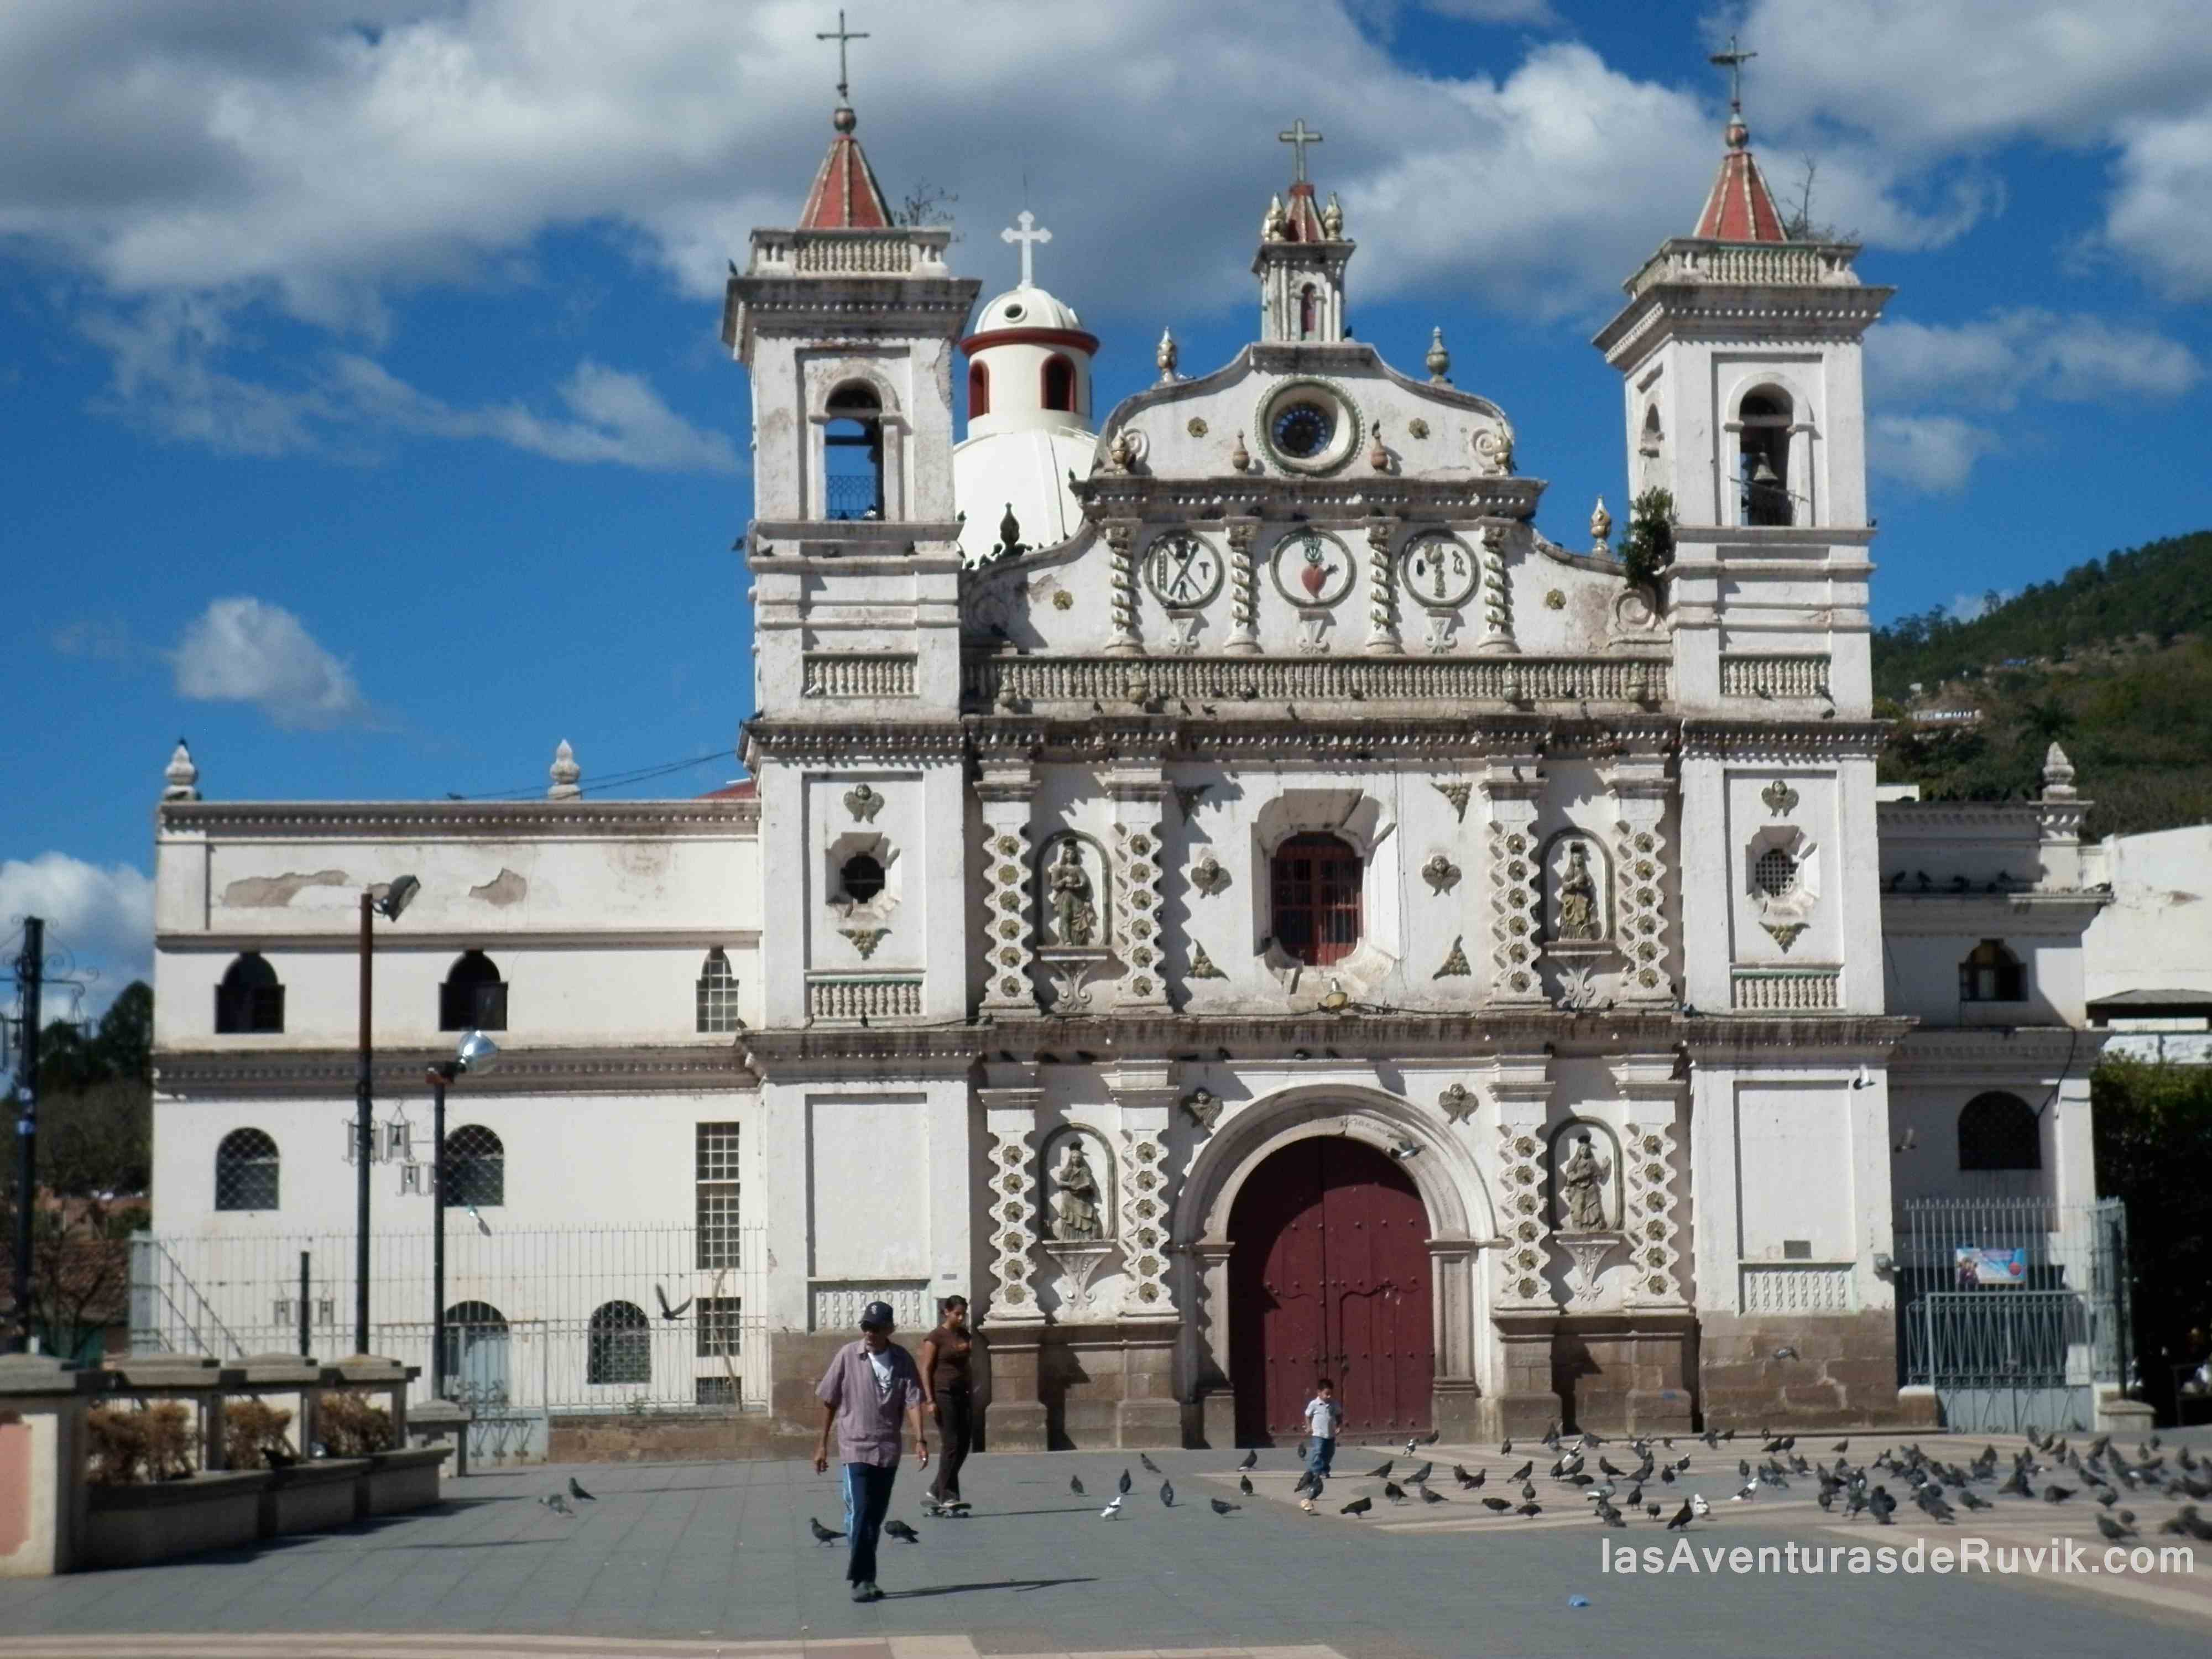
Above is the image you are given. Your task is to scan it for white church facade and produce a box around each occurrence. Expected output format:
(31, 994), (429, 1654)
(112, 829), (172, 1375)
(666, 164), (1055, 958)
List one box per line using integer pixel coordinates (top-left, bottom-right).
(147, 85), (2115, 1452)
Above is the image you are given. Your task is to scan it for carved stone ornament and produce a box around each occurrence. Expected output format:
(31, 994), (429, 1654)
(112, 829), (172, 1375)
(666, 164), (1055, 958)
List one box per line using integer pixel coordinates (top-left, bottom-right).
(1474, 425), (1514, 477)
(1190, 852), (1230, 896)
(1433, 780), (1473, 822)
(1040, 836), (1103, 947)
(1761, 920), (1808, 952)
(1556, 1233), (1619, 1305)
(1182, 1087), (1224, 1131)
(1438, 1083), (1477, 1124)
(839, 926), (889, 961)
(1043, 1135), (1109, 1243)
(1187, 416), (1208, 437)
(1552, 1128), (1615, 1232)
(1407, 416), (1430, 439)
(1421, 853), (1462, 895)
(844, 782), (885, 823)
(1547, 836), (1606, 945)
(1433, 935), (1472, 978)
(1554, 961), (1603, 1011)
(1041, 1239), (1116, 1319)
(1761, 778), (1800, 817)
(1041, 954), (1108, 1013)
(1187, 939), (1228, 980)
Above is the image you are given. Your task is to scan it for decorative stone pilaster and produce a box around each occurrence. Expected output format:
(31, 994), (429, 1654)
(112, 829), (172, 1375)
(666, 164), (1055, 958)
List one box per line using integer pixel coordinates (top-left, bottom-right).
(1604, 747), (1674, 1005)
(1475, 521), (1518, 655)
(1108, 768), (1170, 1012)
(1364, 517), (1402, 655)
(1480, 752), (1547, 1005)
(1104, 520), (1141, 655)
(981, 1090), (1045, 1326)
(1223, 518), (1261, 655)
(1488, 1053), (1555, 1309)
(976, 758), (1039, 1015)
(1106, 1061), (1179, 1318)
(1614, 1052), (1688, 1308)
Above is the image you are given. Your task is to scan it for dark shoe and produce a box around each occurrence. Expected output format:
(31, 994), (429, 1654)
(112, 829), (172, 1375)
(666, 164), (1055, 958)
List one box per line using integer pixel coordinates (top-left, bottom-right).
(862, 1581), (885, 1601)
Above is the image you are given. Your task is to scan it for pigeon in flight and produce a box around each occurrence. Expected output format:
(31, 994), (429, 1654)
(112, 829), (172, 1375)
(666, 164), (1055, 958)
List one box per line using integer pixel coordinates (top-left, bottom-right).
(1238, 1450), (1258, 1470)
(1140, 1453), (1162, 1474)
(1160, 1480), (1176, 1507)
(1119, 1469), (1133, 1495)
(540, 1494), (576, 1519)
(1341, 1496), (1373, 1517)
(567, 1477), (596, 1502)
(807, 1516), (843, 1543)
(1364, 1459), (1395, 1479)
(1100, 1496), (1123, 1520)
(653, 1284), (694, 1321)
(1209, 1497), (1240, 1515)
(1070, 1475), (1086, 1496)
(884, 1519), (921, 1544)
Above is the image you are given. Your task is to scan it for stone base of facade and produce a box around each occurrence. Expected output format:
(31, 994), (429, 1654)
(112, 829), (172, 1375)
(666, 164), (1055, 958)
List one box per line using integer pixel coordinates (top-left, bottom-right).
(983, 1319), (1182, 1451)
(1552, 1309), (1697, 1434)
(1696, 1311), (1935, 1430)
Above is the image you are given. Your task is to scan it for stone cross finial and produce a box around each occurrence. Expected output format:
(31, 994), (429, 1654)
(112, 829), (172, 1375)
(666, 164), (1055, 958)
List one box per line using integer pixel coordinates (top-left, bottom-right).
(816, 8), (870, 103)
(1277, 118), (1323, 184)
(1001, 210), (1051, 288)
(1709, 33), (1757, 113)
(548, 738), (582, 800)
(163, 738), (200, 802)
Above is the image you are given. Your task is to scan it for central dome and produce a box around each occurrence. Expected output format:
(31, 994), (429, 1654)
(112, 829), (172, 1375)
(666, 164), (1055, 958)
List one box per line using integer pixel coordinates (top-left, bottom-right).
(970, 284), (1084, 335)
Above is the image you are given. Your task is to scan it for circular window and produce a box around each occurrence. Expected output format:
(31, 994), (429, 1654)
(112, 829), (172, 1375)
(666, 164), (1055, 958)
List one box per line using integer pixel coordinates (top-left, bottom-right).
(841, 853), (886, 903)
(1000, 301), (1025, 322)
(1754, 847), (1798, 898)
(1271, 402), (1334, 459)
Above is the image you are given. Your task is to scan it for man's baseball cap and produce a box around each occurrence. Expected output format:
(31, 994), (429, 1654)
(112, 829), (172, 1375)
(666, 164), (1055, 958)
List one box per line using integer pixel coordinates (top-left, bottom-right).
(859, 1301), (896, 1329)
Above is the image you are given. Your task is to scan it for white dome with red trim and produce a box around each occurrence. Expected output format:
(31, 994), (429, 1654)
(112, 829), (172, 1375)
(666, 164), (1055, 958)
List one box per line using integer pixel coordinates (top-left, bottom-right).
(969, 283), (1085, 336)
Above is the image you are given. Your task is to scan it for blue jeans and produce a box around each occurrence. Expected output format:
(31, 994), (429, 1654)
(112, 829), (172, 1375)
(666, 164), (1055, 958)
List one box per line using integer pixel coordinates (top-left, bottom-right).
(1307, 1437), (1335, 1479)
(841, 1462), (898, 1585)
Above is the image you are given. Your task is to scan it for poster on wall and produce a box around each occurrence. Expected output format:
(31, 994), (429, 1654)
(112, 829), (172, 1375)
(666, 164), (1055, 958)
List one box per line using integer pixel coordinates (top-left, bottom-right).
(1954, 1247), (2029, 1287)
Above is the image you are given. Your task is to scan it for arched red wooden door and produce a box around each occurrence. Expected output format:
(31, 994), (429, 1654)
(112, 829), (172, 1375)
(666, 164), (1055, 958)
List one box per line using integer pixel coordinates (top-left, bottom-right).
(1228, 1136), (1434, 1443)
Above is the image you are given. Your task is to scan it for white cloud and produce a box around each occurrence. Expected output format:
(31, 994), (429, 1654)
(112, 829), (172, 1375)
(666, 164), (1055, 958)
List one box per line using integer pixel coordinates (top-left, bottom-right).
(0, 854), (155, 1010)
(1869, 413), (2000, 493)
(1867, 309), (2201, 411)
(1417, 0), (1561, 22)
(170, 597), (370, 731)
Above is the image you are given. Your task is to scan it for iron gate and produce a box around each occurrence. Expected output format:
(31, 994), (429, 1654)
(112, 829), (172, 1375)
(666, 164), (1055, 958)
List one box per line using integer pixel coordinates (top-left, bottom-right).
(1900, 1197), (2128, 1433)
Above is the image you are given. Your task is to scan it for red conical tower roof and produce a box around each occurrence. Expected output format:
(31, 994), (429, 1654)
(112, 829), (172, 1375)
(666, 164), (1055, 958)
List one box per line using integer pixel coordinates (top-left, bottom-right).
(1693, 108), (1788, 243)
(797, 105), (891, 231)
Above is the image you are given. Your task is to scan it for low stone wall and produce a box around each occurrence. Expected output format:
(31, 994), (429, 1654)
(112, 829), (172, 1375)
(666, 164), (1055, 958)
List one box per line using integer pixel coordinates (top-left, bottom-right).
(257, 1458), (366, 1539)
(546, 1412), (813, 1465)
(1697, 1311), (1938, 1429)
(83, 1471), (269, 1571)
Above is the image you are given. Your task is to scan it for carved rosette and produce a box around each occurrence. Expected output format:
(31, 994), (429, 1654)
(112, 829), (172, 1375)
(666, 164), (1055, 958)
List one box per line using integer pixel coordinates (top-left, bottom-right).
(1224, 521), (1260, 655)
(1112, 818), (1170, 1008)
(1488, 825), (1542, 1001)
(1105, 521), (1140, 655)
(1621, 1119), (1683, 1305)
(1612, 820), (1670, 1001)
(1117, 1129), (1175, 1314)
(1478, 524), (1518, 654)
(1364, 518), (1401, 655)
(981, 827), (1035, 1011)
(1494, 1123), (1550, 1303)
(985, 1127), (1039, 1319)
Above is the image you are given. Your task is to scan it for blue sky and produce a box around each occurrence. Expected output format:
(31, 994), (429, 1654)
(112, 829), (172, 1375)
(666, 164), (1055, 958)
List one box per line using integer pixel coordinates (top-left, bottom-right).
(4, 0), (2209, 1007)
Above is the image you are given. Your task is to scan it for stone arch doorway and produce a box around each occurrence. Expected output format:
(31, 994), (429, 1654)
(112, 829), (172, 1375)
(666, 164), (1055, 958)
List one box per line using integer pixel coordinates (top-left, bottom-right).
(1228, 1137), (1436, 1443)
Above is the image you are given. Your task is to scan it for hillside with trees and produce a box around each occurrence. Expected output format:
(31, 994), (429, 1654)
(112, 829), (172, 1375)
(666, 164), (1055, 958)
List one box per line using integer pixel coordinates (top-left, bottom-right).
(1872, 530), (2212, 839)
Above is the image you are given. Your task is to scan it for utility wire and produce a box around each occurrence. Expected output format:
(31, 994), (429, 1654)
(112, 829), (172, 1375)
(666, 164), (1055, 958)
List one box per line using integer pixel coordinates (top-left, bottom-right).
(450, 750), (735, 802)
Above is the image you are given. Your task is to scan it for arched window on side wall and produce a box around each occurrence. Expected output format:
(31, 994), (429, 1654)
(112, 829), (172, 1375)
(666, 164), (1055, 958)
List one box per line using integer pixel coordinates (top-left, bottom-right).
(443, 1301), (509, 1406)
(215, 952), (285, 1034)
(1959, 939), (2026, 1003)
(215, 1128), (280, 1211)
(1297, 284), (1318, 341)
(1041, 354), (1075, 413)
(588, 1300), (652, 1385)
(696, 947), (741, 1034)
(440, 950), (508, 1032)
(1738, 389), (1793, 525)
(823, 382), (885, 520)
(444, 1124), (504, 1207)
(1270, 833), (1363, 967)
(1958, 1092), (2041, 1171)
(967, 359), (990, 419)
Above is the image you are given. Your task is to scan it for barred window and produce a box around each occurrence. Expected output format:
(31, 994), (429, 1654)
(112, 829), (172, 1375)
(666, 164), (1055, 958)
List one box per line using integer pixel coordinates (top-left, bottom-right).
(444, 1124), (504, 1207)
(696, 948), (740, 1034)
(587, 1300), (651, 1386)
(1958, 1092), (2041, 1172)
(440, 950), (508, 1032)
(1958, 939), (2026, 1003)
(215, 953), (285, 1034)
(695, 1375), (738, 1406)
(1270, 833), (1362, 967)
(1754, 847), (1799, 898)
(696, 1121), (741, 1270)
(696, 1295), (743, 1360)
(215, 1128), (280, 1212)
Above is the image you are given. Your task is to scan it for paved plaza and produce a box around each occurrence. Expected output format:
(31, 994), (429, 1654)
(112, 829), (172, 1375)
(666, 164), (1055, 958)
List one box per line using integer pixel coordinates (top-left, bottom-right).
(1, 1435), (2207, 1658)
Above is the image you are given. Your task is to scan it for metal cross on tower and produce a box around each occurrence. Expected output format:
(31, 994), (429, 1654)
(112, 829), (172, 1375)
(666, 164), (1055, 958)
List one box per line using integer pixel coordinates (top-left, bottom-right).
(1000, 210), (1052, 288)
(1709, 34), (1757, 113)
(1277, 118), (1324, 184)
(817, 9), (870, 103)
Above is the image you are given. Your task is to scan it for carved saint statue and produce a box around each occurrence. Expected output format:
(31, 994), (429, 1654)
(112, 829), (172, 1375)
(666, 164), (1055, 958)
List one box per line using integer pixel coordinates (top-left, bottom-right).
(1047, 1141), (1104, 1241)
(1047, 840), (1098, 947)
(1557, 842), (1601, 942)
(1557, 1131), (1611, 1232)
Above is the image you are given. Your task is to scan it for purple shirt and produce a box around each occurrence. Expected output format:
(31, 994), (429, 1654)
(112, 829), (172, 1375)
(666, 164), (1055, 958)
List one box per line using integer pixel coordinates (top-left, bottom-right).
(816, 1339), (924, 1468)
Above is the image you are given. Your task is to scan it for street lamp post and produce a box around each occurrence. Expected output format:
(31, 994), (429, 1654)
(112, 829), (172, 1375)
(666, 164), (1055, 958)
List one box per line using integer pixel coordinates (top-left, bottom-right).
(356, 875), (419, 1357)
(427, 1031), (499, 1402)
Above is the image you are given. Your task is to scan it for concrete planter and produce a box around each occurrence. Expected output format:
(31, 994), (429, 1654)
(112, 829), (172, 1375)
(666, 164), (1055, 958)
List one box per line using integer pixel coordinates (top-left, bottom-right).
(257, 1458), (368, 1540)
(356, 1446), (450, 1519)
(82, 1470), (270, 1569)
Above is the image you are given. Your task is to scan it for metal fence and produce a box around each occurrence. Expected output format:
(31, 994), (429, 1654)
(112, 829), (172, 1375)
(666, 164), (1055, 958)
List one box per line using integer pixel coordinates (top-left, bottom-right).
(130, 1224), (770, 1460)
(1898, 1197), (2128, 1433)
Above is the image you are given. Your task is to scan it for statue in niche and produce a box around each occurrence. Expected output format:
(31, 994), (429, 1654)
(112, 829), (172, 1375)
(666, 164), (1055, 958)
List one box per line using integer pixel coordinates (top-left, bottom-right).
(1556, 1130), (1613, 1232)
(1047, 1140), (1105, 1242)
(1046, 839), (1098, 947)
(1556, 842), (1601, 942)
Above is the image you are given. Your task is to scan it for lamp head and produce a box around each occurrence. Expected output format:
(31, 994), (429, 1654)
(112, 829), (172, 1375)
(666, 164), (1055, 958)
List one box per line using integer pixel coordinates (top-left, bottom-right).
(374, 874), (421, 921)
(453, 1030), (500, 1076)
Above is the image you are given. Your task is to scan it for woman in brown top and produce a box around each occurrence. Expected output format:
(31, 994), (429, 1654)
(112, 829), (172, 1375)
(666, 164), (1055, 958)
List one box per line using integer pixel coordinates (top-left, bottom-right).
(919, 1295), (977, 1511)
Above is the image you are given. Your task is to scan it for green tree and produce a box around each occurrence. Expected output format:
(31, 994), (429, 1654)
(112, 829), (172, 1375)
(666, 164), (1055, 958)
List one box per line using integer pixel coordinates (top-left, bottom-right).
(2093, 1058), (2212, 1420)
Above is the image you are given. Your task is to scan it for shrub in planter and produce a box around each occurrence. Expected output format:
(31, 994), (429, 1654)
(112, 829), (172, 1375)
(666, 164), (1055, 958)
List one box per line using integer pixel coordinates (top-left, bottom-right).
(86, 1401), (198, 1485)
(317, 1392), (396, 1455)
(225, 1399), (297, 1470)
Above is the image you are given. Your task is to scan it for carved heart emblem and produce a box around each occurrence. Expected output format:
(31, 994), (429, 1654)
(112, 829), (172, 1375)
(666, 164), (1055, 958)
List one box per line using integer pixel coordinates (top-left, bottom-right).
(1301, 559), (1328, 597)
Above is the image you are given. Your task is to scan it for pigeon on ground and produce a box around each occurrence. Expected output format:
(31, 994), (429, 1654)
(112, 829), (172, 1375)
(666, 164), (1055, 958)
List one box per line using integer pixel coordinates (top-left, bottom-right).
(567, 1477), (595, 1502)
(1238, 1450), (1258, 1470)
(1364, 1459), (1395, 1479)
(1408, 1462), (1433, 1486)
(1070, 1475), (1086, 1496)
(1422, 1429), (1442, 1445)
(1240, 1475), (1254, 1496)
(1833, 1441), (1849, 1454)
(1420, 1486), (1448, 1505)
(1100, 1496), (1123, 1520)
(1666, 1500), (1694, 1530)
(1297, 1439), (1310, 1462)
(1481, 1496), (1512, 1512)
(1292, 1469), (1317, 1497)
(1458, 1465), (1483, 1488)
(1383, 1481), (1408, 1504)
(540, 1494), (576, 1519)
(1210, 1498), (1240, 1515)
(2044, 1484), (2075, 1504)
(1690, 1493), (1712, 1518)
(1405, 1437), (1419, 1455)
(1500, 1439), (1514, 1454)
(1342, 1496), (1373, 1516)
(1516, 1502), (1543, 1517)
(1958, 1488), (1992, 1511)
(1119, 1469), (1133, 1495)
(1160, 1480), (1175, 1507)
(807, 1516), (842, 1543)
(1508, 1460), (1533, 1482)
(1140, 1453), (1162, 1474)
(1520, 1482), (1536, 1501)
(884, 1519), (920, 1544)
(2096, 1512), (2137, 1542)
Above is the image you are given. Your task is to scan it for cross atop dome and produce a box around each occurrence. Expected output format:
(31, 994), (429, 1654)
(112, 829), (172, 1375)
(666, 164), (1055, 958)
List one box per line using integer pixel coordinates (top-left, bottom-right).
(1001, 211), (1051, 288)
(795, 8), (891, 229)
(1691, 33), (1787, 243)
(1265, 116), (1342, 244)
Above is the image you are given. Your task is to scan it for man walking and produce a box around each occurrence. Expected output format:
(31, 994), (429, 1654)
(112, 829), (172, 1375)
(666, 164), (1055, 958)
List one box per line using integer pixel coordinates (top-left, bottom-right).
(814, 1300), (928, 1603)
